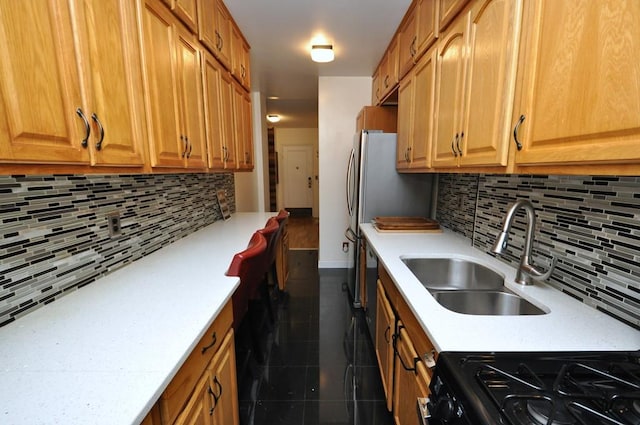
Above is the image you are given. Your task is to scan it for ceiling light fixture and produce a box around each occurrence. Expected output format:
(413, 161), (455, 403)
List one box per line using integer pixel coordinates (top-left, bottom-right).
(266, 114), (281, 123)
(311, 44), (334, 63)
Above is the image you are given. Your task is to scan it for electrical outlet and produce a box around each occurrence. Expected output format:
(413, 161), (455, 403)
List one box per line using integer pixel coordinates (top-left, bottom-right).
(342, 242), (349, 253)
(107, 212), (121, 237)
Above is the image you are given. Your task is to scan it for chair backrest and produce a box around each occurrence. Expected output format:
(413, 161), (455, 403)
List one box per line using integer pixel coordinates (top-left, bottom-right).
(257, 217), (280, 265)
(275, 209), (289, 224)
(226, 232), (268, 330)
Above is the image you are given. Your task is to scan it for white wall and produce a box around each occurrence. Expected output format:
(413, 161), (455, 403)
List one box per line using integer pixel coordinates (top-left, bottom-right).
(235, 91), (269, 212)
(318, 77), (371, 268)
(274, 128), (319, 217)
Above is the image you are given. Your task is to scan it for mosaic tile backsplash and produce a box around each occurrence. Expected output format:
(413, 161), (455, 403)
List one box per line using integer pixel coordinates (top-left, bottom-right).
(437, 174), (640, 330)
(0, 173), (234, 327)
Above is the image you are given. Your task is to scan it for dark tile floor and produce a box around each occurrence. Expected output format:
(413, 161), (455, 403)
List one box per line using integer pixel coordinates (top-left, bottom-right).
(236, 250), (393, 425)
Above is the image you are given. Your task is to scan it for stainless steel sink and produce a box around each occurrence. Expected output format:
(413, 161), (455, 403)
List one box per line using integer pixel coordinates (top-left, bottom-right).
(401, 257), (547, 315)
(430, 290), (546, 315)
(401, 257), (504, 290)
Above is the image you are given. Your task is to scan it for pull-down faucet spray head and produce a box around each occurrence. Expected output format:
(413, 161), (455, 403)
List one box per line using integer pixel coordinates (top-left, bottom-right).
(491, 231), (510, 255)
(492, 200), (557, 285)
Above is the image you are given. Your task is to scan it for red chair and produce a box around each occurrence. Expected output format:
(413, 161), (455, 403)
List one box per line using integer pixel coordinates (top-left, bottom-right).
(226, 231), (268, 332)
(256, 217), (280, 322)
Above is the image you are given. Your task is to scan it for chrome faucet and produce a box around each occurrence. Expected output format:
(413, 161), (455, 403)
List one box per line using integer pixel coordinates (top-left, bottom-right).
(491, 200), (557, 285)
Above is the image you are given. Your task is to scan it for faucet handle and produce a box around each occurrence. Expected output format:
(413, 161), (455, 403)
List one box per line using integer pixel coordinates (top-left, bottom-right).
(521, 255), (558, 282)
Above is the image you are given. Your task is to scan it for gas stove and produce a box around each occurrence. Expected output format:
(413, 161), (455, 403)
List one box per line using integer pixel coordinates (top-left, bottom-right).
(426, 351), (640, 425)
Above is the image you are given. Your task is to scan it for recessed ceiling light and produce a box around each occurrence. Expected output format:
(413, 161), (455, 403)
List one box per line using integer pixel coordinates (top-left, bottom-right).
(311, 44), (334, 63)
(266, 114), (281, 123)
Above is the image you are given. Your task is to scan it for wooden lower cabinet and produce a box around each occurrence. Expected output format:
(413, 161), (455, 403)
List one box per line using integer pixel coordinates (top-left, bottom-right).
(146, 301), (238, 425)
(175, 330), (239, 425)
(393, 325), (432, 425)
(377, 265), (435, 425)
(375, 280), (396, 411)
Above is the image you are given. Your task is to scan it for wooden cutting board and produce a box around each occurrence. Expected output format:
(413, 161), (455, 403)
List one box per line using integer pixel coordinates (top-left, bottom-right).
(373, 216), (441, 232)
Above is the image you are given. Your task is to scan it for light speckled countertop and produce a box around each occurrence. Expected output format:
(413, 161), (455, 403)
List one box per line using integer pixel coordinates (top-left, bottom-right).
(0, 212), (274, 425)
(361, 223), (640, 353)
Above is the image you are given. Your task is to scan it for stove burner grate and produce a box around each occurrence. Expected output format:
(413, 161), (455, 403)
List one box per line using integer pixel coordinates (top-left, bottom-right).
(476, 359), (640, 425)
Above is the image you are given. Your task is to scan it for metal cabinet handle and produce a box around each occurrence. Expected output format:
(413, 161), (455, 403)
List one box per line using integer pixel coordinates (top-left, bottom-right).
(384, 75), (389, 88)
(91, 113), (105, 151)
(392, 328), (420, 375)
(410, 36), (417, 57)
(201, 331), (217, 354)
(384, 325), (391, 343)
(406, 146), (412, 163)
(208, 376), (223, 415)
(456, 132), (463, 156)
(513, 114), (525, 151)
(187, 139), (193, 158)
(76, 108), (90, 148)
(181, 135), (189, 158)
(451, 134), (458, 157)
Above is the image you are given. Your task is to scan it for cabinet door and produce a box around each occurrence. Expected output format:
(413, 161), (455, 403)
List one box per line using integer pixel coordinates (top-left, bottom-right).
(141, 0), (183, 167)
(381, 38), (399, 99)
(416, 0), (438, 55)
(410, 47), (437, 169)
(202, 51), (226, 170)
(176, 28), (206, 169)
(432, 13), (468, 168)
(396, 75), (414, 169)
(439, 0), (471, 30)
(0, 0), (89, 164)
(393, 325), (423, 425)
(514, 0), (640, 166)
(220, 71), (237, 169)
(174, 374), (214, 425)
(208, 331), (239, 425)
(459, 0), (522, 167)
(371, 67), (381, 106)
(398, 3), (418, 79)
(173, 0), (198, 32)
(198, 0), (217, 53)
(212, 0), (232, 70)
(232, 84), (252, 170)
(77, 0), (146, 166)
(375, 281), (396, 411)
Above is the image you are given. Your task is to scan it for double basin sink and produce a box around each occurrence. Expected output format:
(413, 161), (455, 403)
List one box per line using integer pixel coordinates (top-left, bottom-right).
(401, 257), (547, 316)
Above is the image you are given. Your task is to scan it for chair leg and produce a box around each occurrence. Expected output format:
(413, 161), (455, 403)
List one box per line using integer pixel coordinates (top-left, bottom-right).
(260, 278), (275, 324)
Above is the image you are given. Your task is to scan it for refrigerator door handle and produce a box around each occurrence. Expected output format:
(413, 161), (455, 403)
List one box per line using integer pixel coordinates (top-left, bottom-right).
(346, 148), (356, 216)
(345, 227), (358, 243)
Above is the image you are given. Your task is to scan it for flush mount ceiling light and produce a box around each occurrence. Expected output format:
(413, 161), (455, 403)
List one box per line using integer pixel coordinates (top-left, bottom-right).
(266, 114), (281, 123)
(310, 44), (334, 63)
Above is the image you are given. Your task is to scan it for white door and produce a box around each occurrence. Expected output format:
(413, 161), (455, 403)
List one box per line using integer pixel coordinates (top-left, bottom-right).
(282, 145), (313, 209)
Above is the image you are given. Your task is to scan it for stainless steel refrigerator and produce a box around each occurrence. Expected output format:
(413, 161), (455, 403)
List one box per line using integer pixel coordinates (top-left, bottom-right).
(345, 130), (436, 308)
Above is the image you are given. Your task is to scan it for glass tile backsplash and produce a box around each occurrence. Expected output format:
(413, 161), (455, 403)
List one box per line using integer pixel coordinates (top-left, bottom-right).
(0, 173), (234, 327)
(437, 174), (640, 330)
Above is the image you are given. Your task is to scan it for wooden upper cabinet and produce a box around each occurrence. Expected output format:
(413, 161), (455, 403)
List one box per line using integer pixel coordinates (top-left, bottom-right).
(231, 24), (251, 90)
(0, 0), (89, 165)
(439, 0), (471, 31)
(141, 0), (184, 168)
(433, 0), (522, 169)
(141, 0), (206, 169)
(220, 71), (237, 169)
(513, 0), (640, 167)
(75, 0), (146, 167)
(371, 67), (382, 105)
(397, 47), (436, 171)
(197, 0), (233, 69)
(415, 0), (438, 55)
(459, 0), (522, 167)
(176, 27), (207, 169)
(202, 51), (227, 170)
(0, 0), (145, 167)
(381, 37), (399, 99)
(172, 0), (198, 32)
(432, 13), (467, 168)
(232, 83), (253, 170)
(398, 0), (438, 79)
(398, 2), (419, 79)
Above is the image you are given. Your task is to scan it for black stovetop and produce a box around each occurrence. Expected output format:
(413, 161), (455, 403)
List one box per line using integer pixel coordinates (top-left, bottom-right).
(432, 351), (640, 425)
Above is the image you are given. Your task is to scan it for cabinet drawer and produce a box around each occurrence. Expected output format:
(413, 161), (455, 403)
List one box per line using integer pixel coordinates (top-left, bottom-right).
(160, 301), (233, 423)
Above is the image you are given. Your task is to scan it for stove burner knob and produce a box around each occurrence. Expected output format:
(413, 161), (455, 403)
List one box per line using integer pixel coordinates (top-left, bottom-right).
(433, 397), (457, 422)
